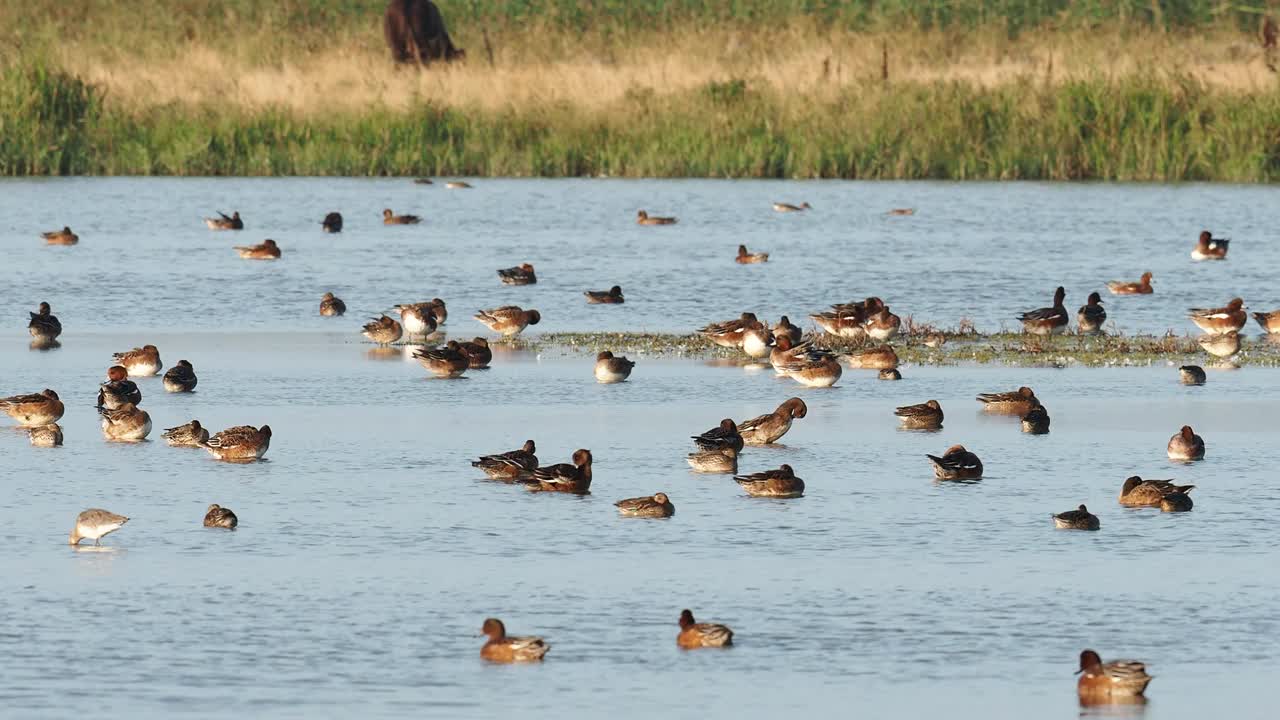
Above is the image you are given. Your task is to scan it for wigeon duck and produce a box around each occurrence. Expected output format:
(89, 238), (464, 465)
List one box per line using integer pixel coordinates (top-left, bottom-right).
(362, 315), (403, 345)
(382, 208), (421, 225)
(99, 402), (152, 442)
(98, 366), (142, 409)
(594, 351), (635, 383)
(393, 303), (438, 336)
(810, 310), (867, 340)
(1167, 425), (1204, 460)
(895, 400), (943, 430)
(523, 449), (593, 494)
(413, 341), (470, 378)
(864, 307), (901, 341)
(677, 610), (734, 648)
(1076, 649), (1152, 700)
(203, 504), (238, 529)
(460, 338), (492, 368)
(584, 286), (625, 304)
(778, 348), (843, 387)
(1107, 272), (1153, 295)
(42, 226), (79, 244)
(615, 492), (674, 518)
(1077, 292), (1106, 334)
(428, 298), (448, 325)
(686, 446), (738, 474)
(414, 178), (433, 184)
(842, 345), (899, 370)
(321, 212), (343, 233)
(772, 316), (802, 345)
(769, 335), (807, 374)
(741, 321), (774, 359)
(772, 201), (811, 212)
(1161, 492), (1194, 512)
(497, 263), (536, 285)
(1198, 331), (1240, 358)
(1119, 476), (1195, 507)
(1, 389), (65, 426)
(1053, 504), (1099, 530)
(1251, 310), (1280, 333)
(163, 360), (198, 393)
(29, 423), (63, 447)
(474, 306), (541, 336)
(736, 245), (769, 263)
(879, 368), (902, 380)
(735, 464), (805, 498)
(446, 180), (473, 189)
(28, 302), (62, 341)
(234, 239), (281, 259)
(204, 425), (272, 462)
(636, 210), (677, 225)
(1179, 365), (1206, 385)
(319, 292), (347, 316)
(1188, 298), (1246, 335)
(69, 509), (129, 546)
(1190, 230), (1228, 260)
(887, 208), (915, 216)
(737, 398), (807, 445)
(926, 444), (983, 480)
(113, 345), (162, 376)
(480, 618), (549, 663)
(1021, 403), (1051, 434)
(1018, 287), (1069, 335)
(698, 313), (758, 348)
(976, 386), (1038, 415)
(472, 440), (539, 480)
(163, 420), (209, 447)
(692, 419), (744, 452)
(204, 211), (243, 230)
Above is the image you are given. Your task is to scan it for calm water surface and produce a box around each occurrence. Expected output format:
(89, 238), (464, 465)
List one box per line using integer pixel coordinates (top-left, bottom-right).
(2, 179), (1279, 719)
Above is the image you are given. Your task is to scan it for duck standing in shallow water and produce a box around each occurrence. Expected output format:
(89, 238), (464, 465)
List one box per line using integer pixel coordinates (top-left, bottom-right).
(1190, 230), (1228, 260)
(474, 306), (541, 337)
(1253, 309), (1280, 333)
(677, 610), (733, 648)
(1053, 504), (1099, 530)
(99, 402), (152, 442)
(413, 341), (470, 378)
(594, 351), (635, 383)
(737, 398), (806, 445)
(779, 347), (843, 387)
(926, 445), (983, 480)
(1017, 287), (1069, 335)
(28, 302), (62, 341)
(1076, 649), (1152, 702)
(1188, 298), (1247, 335)
(1, 389), (65, 426)
(319, 293), (346, 317)
(204, 425), (272, 462)
(480, 618), (549, 663)
(697, 312), (758, 348)
(163, 360), (198, 393)
(471, 440), (538, 480)
(362, 315), (403, 345)
(163, 420), (209, 447)
(1167, 425), (1205, 460)
(842, 345), (899, 370)
(69, 509), (129, 546)
(42, 226), (79, 244)
(1077, 292), (1106, 334)
(1198, 332), (1240, 358)
(1107, 272), (1153, 295)
(98, 366), (142, 409)
(615, 493), (674, 518)
(204, 211), (243, 230)
(459, 338), (492, 368)
(203, 504), (238, 528)
(636, 210), (677, 225)
(394, 303), (438, 336)
(113, 345), (162, 376)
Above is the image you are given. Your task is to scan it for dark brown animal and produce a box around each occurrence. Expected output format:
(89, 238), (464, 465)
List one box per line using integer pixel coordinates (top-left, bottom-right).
(385, 0), (465, 65)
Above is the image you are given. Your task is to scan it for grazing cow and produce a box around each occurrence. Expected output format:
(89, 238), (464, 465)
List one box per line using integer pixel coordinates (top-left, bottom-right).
(385, 0), (465, 65)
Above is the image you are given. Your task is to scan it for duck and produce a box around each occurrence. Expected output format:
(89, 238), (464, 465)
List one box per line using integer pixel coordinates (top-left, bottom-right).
(741, 321), (774, 359)
(1167, 425), (1205, 460)
(162, 420), (209, 447)
(1107, 272), (1153, 295)
(1188, 298), (1247, 335)
(692, 419), (744, 452)
(412, 341), (470, 378)
(1251, 310), (1280, 334)
(1077, 292), (1106, 334)
(737, 398), (807, 445)
(887, 208), (915, 216)
(459, 338), (492, 368)
(923, 333), (946, 348)
(976, 386), (1038, 415)
(113, 344), (162, 376)
(772, 316), (802, 345)
(362, 315), (403, 345)
(1053, 504), (1099, 530)
(382, 208), (421, 225)
(864, 307), (901, 341)
(697, 313), (757, 348)
(497, 263), (536, 285)
(1119, 476), (1195, 507)
(98, 366), (142, 409)
(413, 178), (433, 184)
(203, 504), (238, 529)
(69, 509), (129, 546)
(1198, 331), (1240, 358)
(99, 402), (152, 442)
(1, 389), (65, 426)
(810, 310), (867, 340)
(615, 493), (674, 518)
(471, 440), (538, 480)
(27, 302), (62, 341)
(428, 298), (448, 325)
(1017, 287), (1069, 334)
(735, 464), (805, 498)
(321, 212), (343, 233)
(234, 239), (281, 259)
(1190, 230), (1228, 260)
(480, 618), (549, 663)
(584, 286), (625, 304)
(895, 400), (943, 430)
(446, 181), (473, 189)
(42, 226), (79, 244)
(778, 348), (843, 387)
(523, 449), (593, 494)
(879, 368), (902, 380)
(772, 201), (811, 212)
(736, 245), (769, 264)
(686, 446), (738, 474)
(204, 425), (272, 462)
(29, 423), (63, 447)
(677, 610), (734, 648)
(769, 335), (807, 374)
(636, 210), (677, 225)
(319, 292), (347, 317)
(474, 306), (541, 336)
(163, 360), (198, 393)
(1179, 365), (1206, 385)
(842, 345), (899, 370)
(1021, 403), (1051, 434)
(393, 303), (438, 336)
(1076, 649), (1152, 700)
(926, 445), (983, 480)
(594, 351), (635, 383)
(204, 211), (243, 230)
(1161, 492), (1194, 512)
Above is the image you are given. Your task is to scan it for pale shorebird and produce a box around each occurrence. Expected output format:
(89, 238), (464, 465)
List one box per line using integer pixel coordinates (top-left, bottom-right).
(69, 509), (129, 546)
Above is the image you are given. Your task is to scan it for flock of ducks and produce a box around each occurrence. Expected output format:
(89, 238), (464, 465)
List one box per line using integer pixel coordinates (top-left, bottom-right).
(15, 198), (1259, 698)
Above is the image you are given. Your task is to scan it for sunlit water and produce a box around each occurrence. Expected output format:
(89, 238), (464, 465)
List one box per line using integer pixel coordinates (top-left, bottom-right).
(2, 179), (1279, 719)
